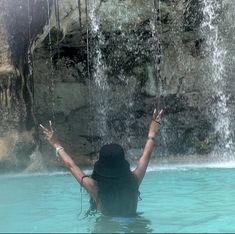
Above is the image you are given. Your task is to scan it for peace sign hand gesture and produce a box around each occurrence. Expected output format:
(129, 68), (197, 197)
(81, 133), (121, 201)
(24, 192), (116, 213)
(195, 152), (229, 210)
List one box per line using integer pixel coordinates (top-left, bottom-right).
(40, 121), (60, 148)
(148, 109), (163, 138)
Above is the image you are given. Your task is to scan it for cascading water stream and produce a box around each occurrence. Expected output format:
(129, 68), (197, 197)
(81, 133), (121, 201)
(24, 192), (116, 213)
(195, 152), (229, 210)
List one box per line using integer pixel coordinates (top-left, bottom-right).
(201, 0), (234, 159)
(152, 0), (162, 105)
(150, 0), (168, 156)
(88, 0), (164, 152)
(88, 0), (110, 145)
(46, 0), (55, 120)
(78, 0), (82, 28)
(54, 0), (60, 60)
(26, 0), (38, 128)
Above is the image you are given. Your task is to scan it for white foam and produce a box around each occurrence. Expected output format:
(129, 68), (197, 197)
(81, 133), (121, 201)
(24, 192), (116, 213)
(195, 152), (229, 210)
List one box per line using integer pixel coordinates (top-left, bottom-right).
(2, 162), (235, 179)
(0, 169), (93, 179)
(0, 171), (69, 179)
(146, 161), (235, 171)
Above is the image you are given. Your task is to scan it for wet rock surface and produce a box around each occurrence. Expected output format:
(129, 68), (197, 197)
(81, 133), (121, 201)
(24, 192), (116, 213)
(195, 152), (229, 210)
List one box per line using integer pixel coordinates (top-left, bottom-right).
(0, 0), (234, 172)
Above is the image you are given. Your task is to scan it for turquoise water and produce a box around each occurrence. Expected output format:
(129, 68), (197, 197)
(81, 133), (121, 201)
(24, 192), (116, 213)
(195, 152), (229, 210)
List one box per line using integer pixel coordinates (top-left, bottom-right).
(1, 165), (235, 233)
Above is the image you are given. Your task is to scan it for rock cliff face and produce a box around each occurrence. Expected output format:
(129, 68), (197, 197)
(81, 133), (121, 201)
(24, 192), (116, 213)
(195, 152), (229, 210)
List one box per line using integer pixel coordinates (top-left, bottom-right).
(0, 1), (28, 172)
(0, 0), (49, 172)
(0, 0), (234, 172)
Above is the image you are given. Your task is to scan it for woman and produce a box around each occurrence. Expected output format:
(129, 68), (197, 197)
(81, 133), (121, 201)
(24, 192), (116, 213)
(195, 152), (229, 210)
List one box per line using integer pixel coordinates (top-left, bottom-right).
(40, 109), (162, 216)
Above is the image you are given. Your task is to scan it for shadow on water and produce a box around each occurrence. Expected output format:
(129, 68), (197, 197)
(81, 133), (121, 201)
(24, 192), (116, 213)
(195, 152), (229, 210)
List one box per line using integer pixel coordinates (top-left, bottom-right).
(91, 213), (153, 233)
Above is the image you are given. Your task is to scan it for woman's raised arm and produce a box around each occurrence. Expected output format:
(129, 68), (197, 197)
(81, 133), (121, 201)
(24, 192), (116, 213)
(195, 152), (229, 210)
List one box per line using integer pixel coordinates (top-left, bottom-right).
(40, 122), (97, 198)
(133, 109), (163, 185)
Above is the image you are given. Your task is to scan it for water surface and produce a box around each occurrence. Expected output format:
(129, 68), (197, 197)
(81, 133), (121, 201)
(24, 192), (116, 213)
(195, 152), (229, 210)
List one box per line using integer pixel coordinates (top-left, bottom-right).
(1, 165), (235, 233)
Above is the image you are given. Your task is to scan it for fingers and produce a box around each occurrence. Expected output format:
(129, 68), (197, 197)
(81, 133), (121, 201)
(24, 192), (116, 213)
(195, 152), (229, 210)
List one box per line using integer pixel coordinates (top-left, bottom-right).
(151, 108), (163, 125)
(42, 131), (48, 140)
(40, 123), (54, 138)
(40, 122), (55, 144)
(157, 109), (163, 119)
(49, 120), (54, 132)
(40, 124), (49, 132)
(43, 130), (50, 135)
(153, 109), (163, 117)
(153, 108), (157, 119)
(40, 121), (54, 132)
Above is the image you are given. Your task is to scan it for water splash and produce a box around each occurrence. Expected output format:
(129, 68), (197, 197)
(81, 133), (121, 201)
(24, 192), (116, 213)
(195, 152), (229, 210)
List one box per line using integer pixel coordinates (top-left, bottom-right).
(201, 0), (234, 158)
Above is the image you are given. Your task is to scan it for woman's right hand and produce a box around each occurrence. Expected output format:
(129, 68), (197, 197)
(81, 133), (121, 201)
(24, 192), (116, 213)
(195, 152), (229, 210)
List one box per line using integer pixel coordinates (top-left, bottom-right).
(148, 109), (163, 138)
(40, 121), (61, 148)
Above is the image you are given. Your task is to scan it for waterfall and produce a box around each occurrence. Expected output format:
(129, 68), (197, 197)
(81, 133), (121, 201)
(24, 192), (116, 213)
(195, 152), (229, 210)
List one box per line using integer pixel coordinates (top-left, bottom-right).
(46, 0), (55, 120)
(201, 0), (234, 159)
(88, 0), (110, 145)
(89, 1), (108, 89)
(87, 1), (139, 150)
(151, 0), (162, 103)
(150, 0), (169, 156)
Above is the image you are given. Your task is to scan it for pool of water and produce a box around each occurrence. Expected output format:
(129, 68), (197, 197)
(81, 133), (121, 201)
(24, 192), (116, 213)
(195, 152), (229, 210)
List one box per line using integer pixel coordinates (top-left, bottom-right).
(1, 164), (235, 233)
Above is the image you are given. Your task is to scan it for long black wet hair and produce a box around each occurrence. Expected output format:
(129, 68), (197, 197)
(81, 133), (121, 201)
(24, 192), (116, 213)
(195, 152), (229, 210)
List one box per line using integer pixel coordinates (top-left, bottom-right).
(90, 171), (139, 216)
(86, 144), (139, 217)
